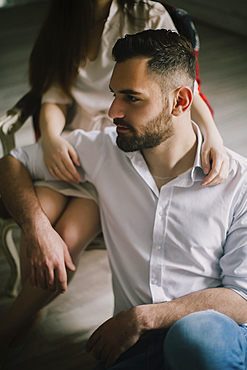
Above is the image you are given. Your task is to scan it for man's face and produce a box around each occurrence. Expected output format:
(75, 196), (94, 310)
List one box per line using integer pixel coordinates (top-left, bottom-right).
(109, 58), (174, 152)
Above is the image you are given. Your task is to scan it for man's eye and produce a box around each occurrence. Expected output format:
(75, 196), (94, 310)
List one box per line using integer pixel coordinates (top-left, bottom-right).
(128, 96), (139, 102)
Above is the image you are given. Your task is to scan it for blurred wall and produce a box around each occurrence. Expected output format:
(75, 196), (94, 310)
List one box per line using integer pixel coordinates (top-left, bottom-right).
(170, 0), (247, 37)
(0, 0), (43, 7)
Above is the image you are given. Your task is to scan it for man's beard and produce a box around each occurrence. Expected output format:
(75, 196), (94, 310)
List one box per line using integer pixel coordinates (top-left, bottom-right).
(114, 106), (174, 152)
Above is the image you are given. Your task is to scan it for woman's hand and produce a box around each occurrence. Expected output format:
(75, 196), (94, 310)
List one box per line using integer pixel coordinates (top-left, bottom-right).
(200, 138), (229, 187)
(42, 135), (81, 183)
(191, 94), (229, 187)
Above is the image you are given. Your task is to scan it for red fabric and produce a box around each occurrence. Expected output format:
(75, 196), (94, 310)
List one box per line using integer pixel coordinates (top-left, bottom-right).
(194, 50), (214, 116)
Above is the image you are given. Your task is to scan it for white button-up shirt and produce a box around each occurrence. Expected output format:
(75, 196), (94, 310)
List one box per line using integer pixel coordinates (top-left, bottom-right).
(11, 124), (247, 314)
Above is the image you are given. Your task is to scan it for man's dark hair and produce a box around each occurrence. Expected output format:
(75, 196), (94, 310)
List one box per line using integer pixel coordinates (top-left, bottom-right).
(112, 29), (196, 90)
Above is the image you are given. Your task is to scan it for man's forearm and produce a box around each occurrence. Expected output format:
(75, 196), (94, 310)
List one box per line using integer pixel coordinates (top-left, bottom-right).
(138, 288), (247, 333)
(0, 154), (75, 292)
(0, 155), (48, 232)
(86, 287), (247, 367)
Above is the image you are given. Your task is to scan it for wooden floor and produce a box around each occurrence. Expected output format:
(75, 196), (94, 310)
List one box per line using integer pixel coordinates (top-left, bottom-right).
(0, 2), (247, 370)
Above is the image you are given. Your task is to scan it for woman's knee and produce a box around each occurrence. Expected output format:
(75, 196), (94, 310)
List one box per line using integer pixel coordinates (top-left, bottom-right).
(164, 310), (247, 370)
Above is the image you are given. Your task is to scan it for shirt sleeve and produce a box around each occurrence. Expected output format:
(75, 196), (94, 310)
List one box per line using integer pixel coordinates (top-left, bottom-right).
(10, 140), (87, 182)
(10, 128), (109, 184)
(41, 84), (73, 106)
(220, 179), (247, 300)
(10, 143), (55, 181)
(65, 129), (107, 183)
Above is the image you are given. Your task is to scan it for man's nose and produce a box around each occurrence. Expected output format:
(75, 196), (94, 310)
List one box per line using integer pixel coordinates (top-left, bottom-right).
(108, 98), (125, 119)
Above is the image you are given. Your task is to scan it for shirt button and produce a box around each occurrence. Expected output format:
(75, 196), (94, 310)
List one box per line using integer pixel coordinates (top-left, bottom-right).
(159, 210), (165, 216)
(156, 245), (162, 250)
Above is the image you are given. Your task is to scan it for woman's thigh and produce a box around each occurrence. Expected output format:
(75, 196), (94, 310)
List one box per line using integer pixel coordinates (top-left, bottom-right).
(55, 197), (101, 259)
(35, 185), (69, 225)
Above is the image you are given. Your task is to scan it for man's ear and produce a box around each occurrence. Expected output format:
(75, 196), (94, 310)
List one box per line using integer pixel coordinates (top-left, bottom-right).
(171, 86), (193, 116)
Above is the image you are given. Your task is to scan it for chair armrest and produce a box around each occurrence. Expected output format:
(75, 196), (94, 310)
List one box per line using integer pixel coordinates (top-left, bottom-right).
(0, 91), (40, 155)
(6, 91), (41, 132)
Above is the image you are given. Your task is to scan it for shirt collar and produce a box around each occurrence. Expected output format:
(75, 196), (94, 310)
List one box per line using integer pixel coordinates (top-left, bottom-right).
(125, 121), (206, 189)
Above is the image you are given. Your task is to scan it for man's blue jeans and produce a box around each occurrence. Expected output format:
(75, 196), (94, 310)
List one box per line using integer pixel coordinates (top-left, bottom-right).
(93, 310), (247, 369)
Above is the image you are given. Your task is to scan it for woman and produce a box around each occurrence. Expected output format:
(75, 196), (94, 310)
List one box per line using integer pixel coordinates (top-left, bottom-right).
(29, 0), (229, 285)
(31, 0), (227, 184)
(0, 0), (228, 363)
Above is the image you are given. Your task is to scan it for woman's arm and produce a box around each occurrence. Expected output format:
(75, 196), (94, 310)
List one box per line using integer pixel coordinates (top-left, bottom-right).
(191, 94), (229, 186)
(39, 102), (81, 183)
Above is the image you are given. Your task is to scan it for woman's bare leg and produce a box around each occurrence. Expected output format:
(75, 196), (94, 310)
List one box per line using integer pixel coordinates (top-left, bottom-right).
(0, 187), (101, 359)
(0, 187), (68, 356)
(55, 196), (101, 265)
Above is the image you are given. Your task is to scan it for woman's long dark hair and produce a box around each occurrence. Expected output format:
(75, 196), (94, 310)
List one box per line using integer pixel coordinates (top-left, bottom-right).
(29, 0), (138, 96)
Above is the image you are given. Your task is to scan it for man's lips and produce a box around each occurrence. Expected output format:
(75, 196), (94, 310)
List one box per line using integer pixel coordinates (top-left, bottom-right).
(116, 125), (130, 133)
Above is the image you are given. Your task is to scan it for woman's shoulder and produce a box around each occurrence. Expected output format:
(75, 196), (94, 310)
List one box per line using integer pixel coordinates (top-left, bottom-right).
(124, 0), (177, 33)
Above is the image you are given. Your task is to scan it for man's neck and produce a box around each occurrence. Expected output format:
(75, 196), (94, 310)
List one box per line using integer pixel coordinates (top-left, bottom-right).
(142, 120), (197, 189)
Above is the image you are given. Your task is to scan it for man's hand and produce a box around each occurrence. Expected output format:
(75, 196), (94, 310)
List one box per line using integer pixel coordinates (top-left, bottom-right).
(86, 307), (149, 368)
(24, 217), (76, 294)
(0, 155), (76, 293)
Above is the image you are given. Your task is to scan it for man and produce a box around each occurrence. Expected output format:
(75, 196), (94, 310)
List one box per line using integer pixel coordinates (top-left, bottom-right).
(1, 29), (247, 369)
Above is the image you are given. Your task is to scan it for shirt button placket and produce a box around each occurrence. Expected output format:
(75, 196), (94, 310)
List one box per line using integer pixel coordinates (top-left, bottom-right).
(159, 210), (165, 217)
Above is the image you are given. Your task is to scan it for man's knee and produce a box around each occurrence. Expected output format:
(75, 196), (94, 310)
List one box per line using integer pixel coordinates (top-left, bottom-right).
(164, 310), (247, 370)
